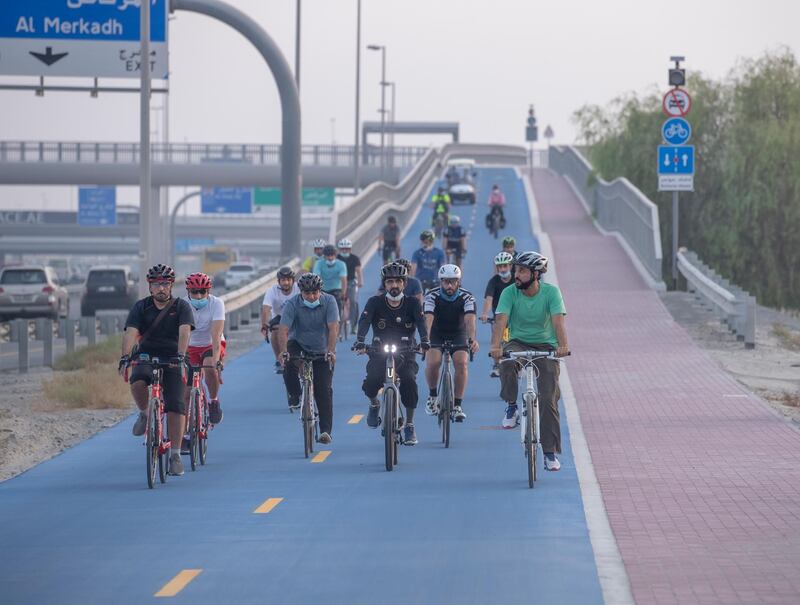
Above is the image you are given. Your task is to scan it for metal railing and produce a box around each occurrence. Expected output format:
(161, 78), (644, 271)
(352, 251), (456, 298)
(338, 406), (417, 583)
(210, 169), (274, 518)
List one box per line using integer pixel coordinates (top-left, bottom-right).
(0, 141), (428, 168)
(677, 248), (756, 348)
(549, 145), (664, 286)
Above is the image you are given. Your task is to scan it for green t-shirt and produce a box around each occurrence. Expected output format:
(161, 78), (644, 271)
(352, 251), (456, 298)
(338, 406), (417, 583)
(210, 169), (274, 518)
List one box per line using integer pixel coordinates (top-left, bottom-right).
(495, 282), (566, 348)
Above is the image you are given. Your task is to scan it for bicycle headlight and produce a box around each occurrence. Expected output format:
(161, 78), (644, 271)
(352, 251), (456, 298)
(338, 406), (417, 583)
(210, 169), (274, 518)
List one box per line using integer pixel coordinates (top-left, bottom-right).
(383, 344), (397, 353)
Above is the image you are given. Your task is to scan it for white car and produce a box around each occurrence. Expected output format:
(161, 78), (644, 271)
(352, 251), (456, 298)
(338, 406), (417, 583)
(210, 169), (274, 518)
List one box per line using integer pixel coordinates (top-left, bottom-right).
(445, 158), (477, 204)
(224, 263), (257, 290)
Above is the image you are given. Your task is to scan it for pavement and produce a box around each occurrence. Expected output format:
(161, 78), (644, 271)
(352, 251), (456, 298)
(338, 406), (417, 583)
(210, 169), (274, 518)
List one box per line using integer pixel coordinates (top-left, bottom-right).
(0, 167), (604, 604)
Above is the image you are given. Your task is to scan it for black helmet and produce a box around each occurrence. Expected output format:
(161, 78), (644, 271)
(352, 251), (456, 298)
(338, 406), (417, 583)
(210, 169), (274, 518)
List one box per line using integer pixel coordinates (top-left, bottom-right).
(437, 186), (445, 193)
(381, 262), (408, 281)
(146, 263), (175, 283)
(297, 273), (322, 292)
(513, 251), (548, 274)
(395, 258), (412, 272)
(277, 266), (295, 280)
(322, 244), (337, 257)
(387, 215), (397, 224)
(502, 235), (516, 247)
(420, 229), (434, 242)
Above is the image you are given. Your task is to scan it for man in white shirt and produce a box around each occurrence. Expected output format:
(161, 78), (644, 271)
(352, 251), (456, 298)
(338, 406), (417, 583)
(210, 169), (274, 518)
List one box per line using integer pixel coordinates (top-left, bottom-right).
(261, 266), (300, 373)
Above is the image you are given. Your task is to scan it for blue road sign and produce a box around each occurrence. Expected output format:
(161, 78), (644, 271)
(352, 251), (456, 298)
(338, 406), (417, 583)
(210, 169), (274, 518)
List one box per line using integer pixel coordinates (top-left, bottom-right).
(175, 238), (215, 253)
(662, 118), (692, 145)
(78, 186), (116, 226)
(658, 145), (694, 174)
(201, 187), (253, 214)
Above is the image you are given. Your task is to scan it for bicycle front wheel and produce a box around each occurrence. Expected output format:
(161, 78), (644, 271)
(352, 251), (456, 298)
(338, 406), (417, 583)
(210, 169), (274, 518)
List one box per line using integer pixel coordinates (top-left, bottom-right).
(189, 390), (200, 471)
(384, 389), (395, 472)
(441, 370), (453, 449)
(524, 393), (536, 488)
(302, 384), (314, 458)
(146, 402), (158, 489)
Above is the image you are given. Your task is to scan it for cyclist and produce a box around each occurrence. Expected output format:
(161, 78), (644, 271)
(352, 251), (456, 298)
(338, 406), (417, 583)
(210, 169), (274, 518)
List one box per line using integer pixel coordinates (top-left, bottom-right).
(278, 273), (339, 443)
(430, 186), (451, 239)
(337, 238), (363, 335)
(479, 252), (515, 377)
(184, 272), (225, 426)
(411, 230), (446, 292)
(486, 184), (506, 230)
(302, 239), (327, 273)
(354, 262), (430, 445)
(261, 266), (300, 374)
(314, 244), (348, 321)
(489, 251), (569, 470)
(423, 264), (479, 421)
(378, 215), (401, 263)
(501, 235), (518, 260)
(377, 258), (423, 305)
(120, 264), (194, 477)
(443, 215), (467, 268)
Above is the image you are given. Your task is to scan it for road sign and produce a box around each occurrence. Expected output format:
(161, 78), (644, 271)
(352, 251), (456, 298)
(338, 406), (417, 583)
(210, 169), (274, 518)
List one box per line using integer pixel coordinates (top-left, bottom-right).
(662, 88), (692, 117)
(658, 145), (695, 191)
(78, 186), (116, 226)
(254, 188), (335, 208)
(662, 117), (692, 145)
(0, 0), (169, 79)
(201, 188), (253, 214)
(175, 238), (215, 253)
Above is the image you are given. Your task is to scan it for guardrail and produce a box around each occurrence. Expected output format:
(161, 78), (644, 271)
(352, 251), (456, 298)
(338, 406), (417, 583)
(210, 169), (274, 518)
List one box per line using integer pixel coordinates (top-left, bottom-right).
(677, 248), (756, 349)
(549, 145), (664, 288)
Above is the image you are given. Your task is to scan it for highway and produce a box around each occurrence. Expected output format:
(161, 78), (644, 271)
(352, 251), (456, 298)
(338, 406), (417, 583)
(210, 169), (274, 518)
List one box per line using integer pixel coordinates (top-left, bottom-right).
(0, 167), (603, 604)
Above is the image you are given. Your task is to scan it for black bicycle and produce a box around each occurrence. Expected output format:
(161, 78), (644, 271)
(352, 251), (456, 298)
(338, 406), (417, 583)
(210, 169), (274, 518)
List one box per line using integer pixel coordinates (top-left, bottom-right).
(286, 351), (330, 458)
(431, 341), (473, 448)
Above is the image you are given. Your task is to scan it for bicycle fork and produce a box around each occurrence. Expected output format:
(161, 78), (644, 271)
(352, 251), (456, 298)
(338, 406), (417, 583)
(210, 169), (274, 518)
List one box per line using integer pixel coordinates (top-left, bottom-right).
(520, 365), (539, 448)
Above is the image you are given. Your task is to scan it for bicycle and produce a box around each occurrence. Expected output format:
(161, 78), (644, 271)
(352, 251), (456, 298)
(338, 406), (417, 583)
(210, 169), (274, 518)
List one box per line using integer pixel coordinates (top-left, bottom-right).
(487, 208), (503, 238)
(285, 351), (329, 458)
(345, 279), (360, 336)
(500, 350), (566, 488)
(431, 341), (473, 448)
(484, 317), (509, 377)
(125, 355), (185, 489)
(186, 362), (221, 470)
(432, 213), (447, 241)
(445, 245), (464, 268)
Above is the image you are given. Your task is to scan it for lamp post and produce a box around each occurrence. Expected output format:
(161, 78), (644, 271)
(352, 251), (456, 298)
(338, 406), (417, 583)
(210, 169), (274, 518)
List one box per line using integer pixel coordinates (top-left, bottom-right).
(295, 0), (301, 89)
(385, 81), (396, 172)
(353, 0), (361, 194)
(367, 44), (386, 178)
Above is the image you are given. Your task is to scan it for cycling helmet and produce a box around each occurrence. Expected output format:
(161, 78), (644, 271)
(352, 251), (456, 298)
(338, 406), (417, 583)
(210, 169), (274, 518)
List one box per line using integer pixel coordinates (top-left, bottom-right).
(277, 266), (296, 280)
(438, 264), (462, 280)
(513, 251), (548, 274)
(387, 215), (397, 224)
(449, 215), (460, 225)
(146, 263), (175, 283)
(395, 258), (412, 272)
(297, 273), (322, 292)
(381, 262), (408, 281)
(185, 272), (212, 289)
(311, 238), (326, 249)
(337, 238), (352, 249)
(502, 236), (516, 247)
(420, 229), (434, 242)
(322, 244), (337, 257)
(494, 252), (514, 266)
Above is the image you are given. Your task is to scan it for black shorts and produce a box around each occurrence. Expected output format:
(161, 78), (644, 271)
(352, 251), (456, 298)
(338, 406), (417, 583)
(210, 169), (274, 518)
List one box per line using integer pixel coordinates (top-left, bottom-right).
(429, 331), (468, 347)
(446, 242), (463, 255)
(129, 364), (186, 415)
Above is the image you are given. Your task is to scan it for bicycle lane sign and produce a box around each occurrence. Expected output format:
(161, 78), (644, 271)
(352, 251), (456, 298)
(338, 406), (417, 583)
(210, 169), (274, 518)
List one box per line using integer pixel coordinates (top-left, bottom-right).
(662, 117), (692, 145)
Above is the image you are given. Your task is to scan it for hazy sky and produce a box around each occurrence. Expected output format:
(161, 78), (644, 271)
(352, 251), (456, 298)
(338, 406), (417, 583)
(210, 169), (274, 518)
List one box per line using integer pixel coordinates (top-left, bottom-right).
(2, 0), (799, 209)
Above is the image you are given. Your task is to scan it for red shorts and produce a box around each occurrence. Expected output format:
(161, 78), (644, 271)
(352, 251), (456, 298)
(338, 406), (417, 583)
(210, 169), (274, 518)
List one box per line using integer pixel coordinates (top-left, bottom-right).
(187, 341), (227, 367)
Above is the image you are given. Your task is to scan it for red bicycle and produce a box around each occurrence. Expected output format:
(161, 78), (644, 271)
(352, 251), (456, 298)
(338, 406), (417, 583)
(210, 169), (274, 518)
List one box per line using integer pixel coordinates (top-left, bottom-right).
(186, 363), (222, 470)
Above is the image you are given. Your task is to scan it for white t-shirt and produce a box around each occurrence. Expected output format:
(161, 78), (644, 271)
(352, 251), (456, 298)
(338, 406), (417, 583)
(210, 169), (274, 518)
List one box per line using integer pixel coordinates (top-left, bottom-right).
(262, 283), (300, 319)
(186, 294), (226, 347)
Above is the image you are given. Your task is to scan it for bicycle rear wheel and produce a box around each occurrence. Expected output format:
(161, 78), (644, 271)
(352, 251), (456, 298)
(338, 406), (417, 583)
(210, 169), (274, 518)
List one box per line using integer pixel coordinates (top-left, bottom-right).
(146, 402), (157, 489)
(199, 397), (209, 465)
(524, 393), (536, 488)
(302, 384), (313, 458)
(189, 390), (200, 471)
(384, 389), (395, 472)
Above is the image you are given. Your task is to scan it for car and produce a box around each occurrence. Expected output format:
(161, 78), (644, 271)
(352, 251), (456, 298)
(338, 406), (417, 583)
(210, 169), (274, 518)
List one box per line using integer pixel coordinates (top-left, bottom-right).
(445, 158), (477, 204)
(224, 263), (257, 290)
(81, 266), (138, 317)
(0, 265), (69, 321)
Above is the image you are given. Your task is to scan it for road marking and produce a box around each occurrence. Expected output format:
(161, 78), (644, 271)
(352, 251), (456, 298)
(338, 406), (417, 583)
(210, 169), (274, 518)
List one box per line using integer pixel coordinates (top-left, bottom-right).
(253, 497), (284, 514)
(348, 414), (363, 424)
(723, 394), (748, 398)
(155, 569), (202, 597)
(311, 450), (331, 463)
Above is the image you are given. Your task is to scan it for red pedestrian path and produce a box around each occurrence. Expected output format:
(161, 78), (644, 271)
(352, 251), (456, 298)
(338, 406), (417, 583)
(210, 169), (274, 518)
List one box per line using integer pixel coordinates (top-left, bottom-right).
(533, 167), (800, 605)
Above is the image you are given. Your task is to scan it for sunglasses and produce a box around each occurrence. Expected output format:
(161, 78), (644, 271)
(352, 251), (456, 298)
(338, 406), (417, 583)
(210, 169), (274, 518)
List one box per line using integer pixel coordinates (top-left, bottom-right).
(150, 281), (172, 289)
(189, 289), (208, 295)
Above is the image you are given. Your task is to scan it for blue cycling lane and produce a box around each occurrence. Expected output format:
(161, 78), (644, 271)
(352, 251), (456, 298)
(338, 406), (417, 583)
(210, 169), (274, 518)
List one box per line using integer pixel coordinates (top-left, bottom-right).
(0, 167), (603, 604)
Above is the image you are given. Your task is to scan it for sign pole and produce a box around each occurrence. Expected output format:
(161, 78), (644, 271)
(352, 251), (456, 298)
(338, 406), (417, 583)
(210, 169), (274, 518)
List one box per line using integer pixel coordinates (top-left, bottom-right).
(672, 190), (679, 289)
(139, 0), (152, 295)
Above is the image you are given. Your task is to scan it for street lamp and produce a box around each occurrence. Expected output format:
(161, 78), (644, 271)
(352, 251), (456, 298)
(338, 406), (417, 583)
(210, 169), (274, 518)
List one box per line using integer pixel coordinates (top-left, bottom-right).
(385, 81), (396, 171)
(353, 0), (361, 194)
(367, 44), (386, 177)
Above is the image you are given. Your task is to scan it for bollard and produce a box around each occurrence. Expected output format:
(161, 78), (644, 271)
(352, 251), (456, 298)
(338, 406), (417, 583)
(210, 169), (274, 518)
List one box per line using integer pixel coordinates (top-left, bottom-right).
(65, 319), (76, 353)
(17, 319), (29, 373)
(87, 317), (97, 346)
(744, 296), (756, 350)
(43, 319), (54, 367)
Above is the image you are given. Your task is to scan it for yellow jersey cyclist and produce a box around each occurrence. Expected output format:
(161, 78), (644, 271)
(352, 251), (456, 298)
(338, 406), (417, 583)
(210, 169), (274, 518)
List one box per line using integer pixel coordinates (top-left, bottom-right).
(430, 186), (451, 238)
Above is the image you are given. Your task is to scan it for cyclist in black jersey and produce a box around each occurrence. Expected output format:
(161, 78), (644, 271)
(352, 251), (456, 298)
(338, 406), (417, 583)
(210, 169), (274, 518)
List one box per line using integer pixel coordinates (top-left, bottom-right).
(480, 252), (515, 377)
(443, 215), (467, 269)
(354, 263), (430, 445)
(422, 263), (478, 421)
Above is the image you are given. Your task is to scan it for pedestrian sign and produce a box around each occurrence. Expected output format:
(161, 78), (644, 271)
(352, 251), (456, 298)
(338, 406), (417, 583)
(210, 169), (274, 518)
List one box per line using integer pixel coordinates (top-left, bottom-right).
(658, 145), (694, 191)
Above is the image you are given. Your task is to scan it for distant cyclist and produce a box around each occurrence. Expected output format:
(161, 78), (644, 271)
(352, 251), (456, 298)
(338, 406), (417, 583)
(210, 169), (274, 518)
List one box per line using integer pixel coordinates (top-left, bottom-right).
(337, 238), (363, 335)
(479, 252), (515, 377)
(302, 239), (327, 273)
(313, 244), (348, 321)
(486, 184), (506, 229)
(430, 186), (451, 239)
(411, 230), (446, 292)
(489, 251), (569, 470)
(377, 258), (424, 305)
(261, 266), (300, 374)
(443, 215), (467, 268)
(501, 235), (518, 260)
(423, 264), (478, 422)
(378, 216), (401, 263)
(354, 262), (429, 445)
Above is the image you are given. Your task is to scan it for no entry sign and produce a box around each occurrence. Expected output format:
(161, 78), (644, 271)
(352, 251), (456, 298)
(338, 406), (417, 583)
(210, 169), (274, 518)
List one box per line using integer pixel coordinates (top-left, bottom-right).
(662, 88), (692, 117)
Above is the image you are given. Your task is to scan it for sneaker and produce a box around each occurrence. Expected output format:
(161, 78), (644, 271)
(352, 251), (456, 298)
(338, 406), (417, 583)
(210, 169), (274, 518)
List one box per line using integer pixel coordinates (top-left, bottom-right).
(490, 364), (500, 378)
(453, 406), (466, 422)
(168, 453), (184, 476)
(274, 361), (283, 375)
(544, 453), (561, 472)
(132, 412), (147, 436)
(181, 436), (191, 455)
(318, 432), (332, 444)
(209, 400), (223, 424)
(288, 395), (301, 411)
(367, 400), (381, 428)
(425, 396), (439, 416)
(403, 423), (418, 446)
(502, 404), (519, 429)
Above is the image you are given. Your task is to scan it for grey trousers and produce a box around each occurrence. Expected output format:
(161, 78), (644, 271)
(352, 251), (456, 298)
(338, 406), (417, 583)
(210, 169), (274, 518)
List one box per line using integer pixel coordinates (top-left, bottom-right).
(499, 340), (562, 454)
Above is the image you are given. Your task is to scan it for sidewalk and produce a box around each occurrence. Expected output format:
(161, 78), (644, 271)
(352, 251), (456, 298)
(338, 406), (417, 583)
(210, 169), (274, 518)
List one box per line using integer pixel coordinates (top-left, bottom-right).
(533, 168), (800, 605)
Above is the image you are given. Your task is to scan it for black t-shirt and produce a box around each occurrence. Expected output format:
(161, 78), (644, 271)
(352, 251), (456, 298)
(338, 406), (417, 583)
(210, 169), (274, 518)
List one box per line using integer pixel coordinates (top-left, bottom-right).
(444, 225), (465, 245)
(484, 274), (515, 313)
(125, 296), (195, 357)
(382, 224), (400, 244)
(357, 295), (427, 345)
(423, 287), (476, 337)
(338, 253), (362, 281)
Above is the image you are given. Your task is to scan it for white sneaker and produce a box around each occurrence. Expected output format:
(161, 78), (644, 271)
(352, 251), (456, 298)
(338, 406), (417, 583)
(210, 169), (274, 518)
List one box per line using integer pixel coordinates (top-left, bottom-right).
(453, 405), (466, 422)
(425, 396), (439, 416)
(502, 404), (519, 429)
(490, 365), (500, 378)
(544, 454), (561, 471)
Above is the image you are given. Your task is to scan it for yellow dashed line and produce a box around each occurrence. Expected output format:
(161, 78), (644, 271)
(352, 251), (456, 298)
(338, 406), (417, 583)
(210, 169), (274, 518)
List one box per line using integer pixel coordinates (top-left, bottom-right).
(253, 497), (284, 514)
(348, 414), (363, 424)
(311, 450), (331, 463)
(155, 569), (202, 597)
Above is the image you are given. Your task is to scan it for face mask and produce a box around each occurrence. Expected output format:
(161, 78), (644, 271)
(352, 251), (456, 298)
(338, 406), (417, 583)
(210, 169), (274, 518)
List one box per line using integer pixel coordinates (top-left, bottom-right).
(339, 253), (350, 259)
(189, 297), (209, 310)
(302, 298), (321, 309)
(326, 260), (337, 267)
(386, 291), (404, 302)
(423, 244), (433, 251)
(499, 271), (511, 279)
(440, 288), (459, 302)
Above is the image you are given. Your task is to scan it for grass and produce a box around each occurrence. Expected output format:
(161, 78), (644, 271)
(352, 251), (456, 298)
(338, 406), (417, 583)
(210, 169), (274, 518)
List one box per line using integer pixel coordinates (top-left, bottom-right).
(53, 334), (123, 371)
(771, 323), (800, 352)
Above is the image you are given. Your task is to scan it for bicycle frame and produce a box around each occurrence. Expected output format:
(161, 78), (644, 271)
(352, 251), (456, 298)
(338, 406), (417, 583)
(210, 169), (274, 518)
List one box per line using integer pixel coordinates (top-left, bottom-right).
(288, 351), (327, 457)
(433, 341), (471, 448)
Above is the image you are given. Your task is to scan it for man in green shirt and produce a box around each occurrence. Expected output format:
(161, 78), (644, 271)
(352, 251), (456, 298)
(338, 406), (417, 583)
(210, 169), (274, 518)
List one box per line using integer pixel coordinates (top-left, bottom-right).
(490, 251), (570, 471)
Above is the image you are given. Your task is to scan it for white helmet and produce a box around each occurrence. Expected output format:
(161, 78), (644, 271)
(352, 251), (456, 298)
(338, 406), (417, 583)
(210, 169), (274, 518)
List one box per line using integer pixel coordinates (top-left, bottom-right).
(438, 264), (462, 280)
(311, 238), (327, 249)
(337, 238), (353, 249)
(494, 251), (514, 265)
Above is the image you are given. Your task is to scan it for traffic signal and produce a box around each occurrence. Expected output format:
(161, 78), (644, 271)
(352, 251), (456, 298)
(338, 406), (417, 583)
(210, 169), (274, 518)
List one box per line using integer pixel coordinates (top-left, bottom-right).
(525, 106), (538, 142)
(669, 68), (685, 87)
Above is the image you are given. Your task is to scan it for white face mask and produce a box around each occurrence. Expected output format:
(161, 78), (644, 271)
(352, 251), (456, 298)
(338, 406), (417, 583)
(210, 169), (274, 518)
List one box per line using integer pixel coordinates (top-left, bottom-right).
(386, 292), (405, 302)
(499, 271), (511, 279)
